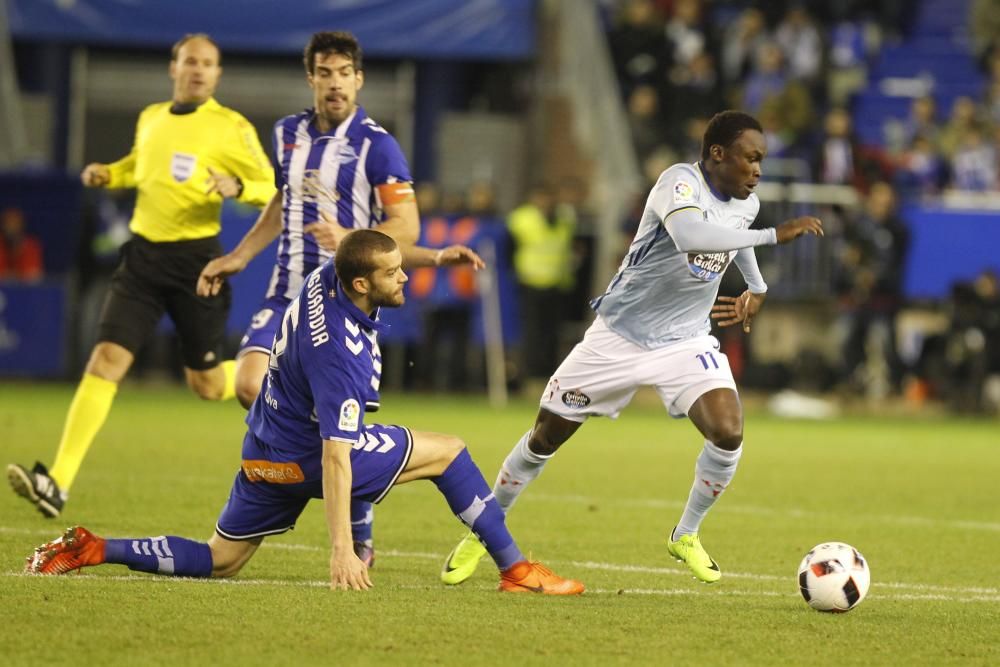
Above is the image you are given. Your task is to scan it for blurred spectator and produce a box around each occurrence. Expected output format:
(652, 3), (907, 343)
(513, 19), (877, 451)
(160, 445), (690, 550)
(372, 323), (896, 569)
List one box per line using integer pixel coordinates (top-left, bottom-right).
(0, 207), (44, 282)
(917, 271), (1000, 413)
(742, 43), (788, 113)
(775, 6), (824, 88)
(507, 184), (576, 381)
(608, 0), (670, 96)
(466, 181), (499, 218)
(826, 19), (872, 105)
(626, 84), (670, 162)
(938, 96), (990, 159)
(894, 134), (948, 198)
(720, 8), (770, 86)
(834, 182), (909, 394)
(664, 0), (708, 72)
(814, 106), (892, 191)
(885, 95), (940, 156)
(664, 52), (723, 132)
(950, 127), (998, 191)
(414, 181), (443, 216)
(970, 0), (1000, 66)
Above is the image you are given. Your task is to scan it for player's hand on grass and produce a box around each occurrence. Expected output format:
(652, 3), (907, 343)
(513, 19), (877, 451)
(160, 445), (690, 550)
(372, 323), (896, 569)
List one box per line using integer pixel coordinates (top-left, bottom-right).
(81, 163), (111, 187)
(435, 245), (485, 270)
(205, 167), (243, 199)
(330, 549), (373, 591)
(712, 289), (767, 333)
(775, 216), (823, 244)
(197, 254), (247, 297)
(304, 212), (350, 252)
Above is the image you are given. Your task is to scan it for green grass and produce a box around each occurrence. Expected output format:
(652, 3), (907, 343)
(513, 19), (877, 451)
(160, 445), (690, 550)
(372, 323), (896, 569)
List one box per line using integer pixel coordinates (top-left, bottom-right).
(0, 382), (997, 666)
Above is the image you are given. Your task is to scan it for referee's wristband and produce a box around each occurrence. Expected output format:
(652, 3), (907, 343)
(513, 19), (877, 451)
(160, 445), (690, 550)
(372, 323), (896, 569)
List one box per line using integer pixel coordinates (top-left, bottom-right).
(234, 176), (244, 199)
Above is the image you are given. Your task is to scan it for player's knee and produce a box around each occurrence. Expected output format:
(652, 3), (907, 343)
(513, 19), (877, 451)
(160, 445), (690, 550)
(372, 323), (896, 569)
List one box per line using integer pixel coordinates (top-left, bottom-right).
(527, 427), (562, 457)
(710, 426), (743, 452)
(211, 555), (245, 578)
(86, 343), (131, 380)
(438, 434), (467, 466)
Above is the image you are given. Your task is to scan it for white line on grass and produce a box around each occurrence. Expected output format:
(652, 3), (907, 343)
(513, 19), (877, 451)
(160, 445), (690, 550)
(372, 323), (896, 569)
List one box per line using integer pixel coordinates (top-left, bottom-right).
(4, 571), (1000, 604)
(5, 527), (999, 600)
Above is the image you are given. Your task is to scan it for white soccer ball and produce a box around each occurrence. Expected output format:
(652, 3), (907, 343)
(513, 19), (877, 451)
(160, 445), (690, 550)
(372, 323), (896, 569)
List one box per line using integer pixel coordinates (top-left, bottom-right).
(797, 542), (871, 612)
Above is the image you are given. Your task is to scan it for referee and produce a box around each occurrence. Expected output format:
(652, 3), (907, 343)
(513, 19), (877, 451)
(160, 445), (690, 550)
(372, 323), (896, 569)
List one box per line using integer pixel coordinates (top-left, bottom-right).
(7, 33), (275, 518)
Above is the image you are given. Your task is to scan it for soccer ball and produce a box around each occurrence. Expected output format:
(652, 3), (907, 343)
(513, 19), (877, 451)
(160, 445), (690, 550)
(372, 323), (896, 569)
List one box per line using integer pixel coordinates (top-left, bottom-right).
(797, 542), (871, 612)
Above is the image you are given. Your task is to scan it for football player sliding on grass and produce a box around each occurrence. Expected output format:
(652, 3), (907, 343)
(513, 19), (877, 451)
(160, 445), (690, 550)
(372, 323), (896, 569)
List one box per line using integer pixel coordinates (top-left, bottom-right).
(26, 231), (583, 595)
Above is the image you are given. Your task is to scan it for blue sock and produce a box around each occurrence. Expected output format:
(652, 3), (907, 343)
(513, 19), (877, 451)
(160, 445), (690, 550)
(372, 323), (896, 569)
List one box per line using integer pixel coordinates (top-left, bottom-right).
(350, 501), (374, 546)
(104, 536), (213, 577)
(433, 448), (524, 570)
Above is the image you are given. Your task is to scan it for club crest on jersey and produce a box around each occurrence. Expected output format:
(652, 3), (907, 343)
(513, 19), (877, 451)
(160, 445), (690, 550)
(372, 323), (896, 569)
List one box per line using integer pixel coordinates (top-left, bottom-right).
(339, 399), (360, 431)
(673, 180), (695, 204)
(687, 251), (732, 281)
(561, 390), (591, 408)
(171, 152), (197, 183)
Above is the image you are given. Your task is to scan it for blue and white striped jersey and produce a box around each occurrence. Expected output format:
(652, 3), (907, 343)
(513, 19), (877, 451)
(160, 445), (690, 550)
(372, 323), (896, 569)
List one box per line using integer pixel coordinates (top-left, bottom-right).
(265, 106), (412, 300)
(592, 162), (772, 349)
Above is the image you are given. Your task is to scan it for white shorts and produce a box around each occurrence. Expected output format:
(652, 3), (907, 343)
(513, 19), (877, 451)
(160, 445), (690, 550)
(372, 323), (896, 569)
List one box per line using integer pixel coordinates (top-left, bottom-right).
(539, 316), (737, 422)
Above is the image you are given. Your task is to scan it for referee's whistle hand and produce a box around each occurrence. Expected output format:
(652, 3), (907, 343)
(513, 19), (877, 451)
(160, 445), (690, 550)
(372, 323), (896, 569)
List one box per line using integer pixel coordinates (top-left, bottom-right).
(81, 163), (111, 187)
(206, 167), (241, 199)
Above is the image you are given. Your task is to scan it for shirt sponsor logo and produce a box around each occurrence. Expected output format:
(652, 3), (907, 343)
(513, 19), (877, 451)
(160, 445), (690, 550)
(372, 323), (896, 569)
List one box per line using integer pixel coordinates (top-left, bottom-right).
(171, 152), (197, 183)
(673, 180), (695, 204)
(687, 251), (732, 281)
(242, 460), (304, 484)
(339, 398), (360, 431)
(561, 390), (591, 408)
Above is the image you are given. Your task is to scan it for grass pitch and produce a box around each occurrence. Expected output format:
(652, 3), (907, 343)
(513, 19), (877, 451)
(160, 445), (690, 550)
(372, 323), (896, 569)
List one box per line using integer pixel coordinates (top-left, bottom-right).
(0, 382), (997, 666)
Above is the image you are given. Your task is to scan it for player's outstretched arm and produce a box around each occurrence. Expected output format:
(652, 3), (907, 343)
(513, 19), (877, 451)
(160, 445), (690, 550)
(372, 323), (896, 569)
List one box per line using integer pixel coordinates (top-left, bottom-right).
(196, 191), (283, 297)
(712, 290), (767, 333)
(323, 438), (372, 591)
(775, 216), (824, 244)
(402, 244), (486, 270)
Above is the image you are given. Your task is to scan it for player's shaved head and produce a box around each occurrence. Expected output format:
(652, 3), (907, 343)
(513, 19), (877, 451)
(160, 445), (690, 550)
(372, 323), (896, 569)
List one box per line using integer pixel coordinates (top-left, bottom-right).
(701, 111), (763, 160)
(335, 229), (398, 288)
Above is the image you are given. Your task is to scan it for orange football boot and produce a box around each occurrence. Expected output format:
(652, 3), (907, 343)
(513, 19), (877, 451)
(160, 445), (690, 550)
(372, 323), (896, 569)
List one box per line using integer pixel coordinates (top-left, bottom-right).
(26, 526), (106, 575)
(498, 561), (584, 595)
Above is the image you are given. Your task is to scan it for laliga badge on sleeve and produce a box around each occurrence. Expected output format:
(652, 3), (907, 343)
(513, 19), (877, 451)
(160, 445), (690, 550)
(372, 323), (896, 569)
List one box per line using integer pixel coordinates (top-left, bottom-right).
(673, 180), (695, 204)
(339, 399), (360, 431)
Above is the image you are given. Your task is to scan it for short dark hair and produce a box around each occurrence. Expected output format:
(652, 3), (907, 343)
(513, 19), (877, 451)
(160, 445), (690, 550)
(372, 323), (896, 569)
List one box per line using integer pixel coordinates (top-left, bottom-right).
(171, 33), (221, 65)
(335, 230), (397, 289)
(701, 110), (763, 160)
(304, 31), (363, 75)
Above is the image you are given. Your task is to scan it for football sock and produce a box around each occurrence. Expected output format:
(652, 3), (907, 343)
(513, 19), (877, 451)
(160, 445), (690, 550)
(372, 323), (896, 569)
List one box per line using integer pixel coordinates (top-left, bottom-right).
(493, 430), (552, 513)
(433, 448), (524, 570)
(49, 373), (118, 490)
(350, 501), (374, 547)
(675, 440), (742, 537)
(220, 360), (237, 401)
(104, 536), (213, 577)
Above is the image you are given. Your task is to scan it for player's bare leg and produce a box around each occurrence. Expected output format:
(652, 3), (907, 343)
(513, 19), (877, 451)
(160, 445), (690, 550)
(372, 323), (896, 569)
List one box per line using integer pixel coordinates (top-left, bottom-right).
(234, 350), (269, 409)
(669, 387), (744, 582)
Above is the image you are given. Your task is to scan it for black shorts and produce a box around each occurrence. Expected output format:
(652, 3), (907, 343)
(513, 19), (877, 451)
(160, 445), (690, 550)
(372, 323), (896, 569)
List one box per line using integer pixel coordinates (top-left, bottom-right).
(97, 234), (231, 370)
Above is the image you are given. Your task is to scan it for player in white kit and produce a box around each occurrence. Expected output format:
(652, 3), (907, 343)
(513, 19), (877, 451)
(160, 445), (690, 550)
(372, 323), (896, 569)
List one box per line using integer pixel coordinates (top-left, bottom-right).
(440, 110), (824, 584)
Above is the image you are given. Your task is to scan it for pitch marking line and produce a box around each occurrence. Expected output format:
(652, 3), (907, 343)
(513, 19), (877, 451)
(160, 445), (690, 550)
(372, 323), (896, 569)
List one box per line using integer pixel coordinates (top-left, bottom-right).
(4, 528), (997, 602)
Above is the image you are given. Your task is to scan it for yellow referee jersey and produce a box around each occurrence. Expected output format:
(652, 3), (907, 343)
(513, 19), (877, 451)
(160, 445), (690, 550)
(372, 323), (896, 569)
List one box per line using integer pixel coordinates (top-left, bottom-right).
(106, 98), (275, 242)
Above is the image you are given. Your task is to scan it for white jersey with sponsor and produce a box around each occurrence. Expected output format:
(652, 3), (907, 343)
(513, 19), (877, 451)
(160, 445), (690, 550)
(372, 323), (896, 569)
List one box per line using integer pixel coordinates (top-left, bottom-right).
(591, 162), (763, 349)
